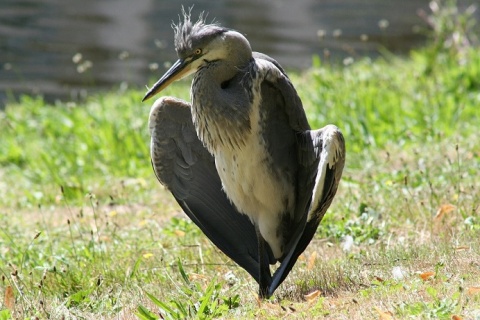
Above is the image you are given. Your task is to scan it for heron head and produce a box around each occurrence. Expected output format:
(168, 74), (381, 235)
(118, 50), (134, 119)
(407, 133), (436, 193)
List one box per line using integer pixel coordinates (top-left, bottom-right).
(142, 10), (252, 102)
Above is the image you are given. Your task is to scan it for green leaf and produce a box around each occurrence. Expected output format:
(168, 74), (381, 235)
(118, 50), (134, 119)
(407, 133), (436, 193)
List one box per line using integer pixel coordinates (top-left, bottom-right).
(145, 291), (173, 312)
(130, 256), (142, 279)
(0, 309), (12, 320)
(177, 259), (190, 285)
(136, 305), (159, 320)
(426, 286), (438, 299)
(65, 288), (92, 307)
(197, 279), (216, 317)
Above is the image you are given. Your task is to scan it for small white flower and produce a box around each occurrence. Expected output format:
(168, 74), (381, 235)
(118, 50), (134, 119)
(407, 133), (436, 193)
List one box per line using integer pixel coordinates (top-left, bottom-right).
(378, 19), (390, 30)
(224, 270), (238, 285)
(392, 266), (407, 280)
(332, 29), (342, 38)
(317, 29), (326, 39)
(341, 235), (354, 252)
(118, 51), (130, 60)
(343, 57), (354, 66)
(149, 63), (159, 71)
(72, 53), (82, 64)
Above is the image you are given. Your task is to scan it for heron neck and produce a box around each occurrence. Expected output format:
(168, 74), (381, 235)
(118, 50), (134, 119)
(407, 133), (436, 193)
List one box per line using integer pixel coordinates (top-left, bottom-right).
(212, 30), (252, 83)
(191, 60), (253, 154)
(190, 30), (254, 152)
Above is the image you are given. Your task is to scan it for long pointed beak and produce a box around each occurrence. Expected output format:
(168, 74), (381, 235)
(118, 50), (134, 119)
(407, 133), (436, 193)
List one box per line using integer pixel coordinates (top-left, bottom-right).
(142, 59), (192, 102)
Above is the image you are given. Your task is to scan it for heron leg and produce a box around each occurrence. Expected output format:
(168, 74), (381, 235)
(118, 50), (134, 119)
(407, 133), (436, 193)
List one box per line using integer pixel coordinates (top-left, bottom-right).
(255, 226), (272, 299)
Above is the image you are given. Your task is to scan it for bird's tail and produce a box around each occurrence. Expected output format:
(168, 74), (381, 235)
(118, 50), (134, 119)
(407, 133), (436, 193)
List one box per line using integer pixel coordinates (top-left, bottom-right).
(267, 215), (320, 297)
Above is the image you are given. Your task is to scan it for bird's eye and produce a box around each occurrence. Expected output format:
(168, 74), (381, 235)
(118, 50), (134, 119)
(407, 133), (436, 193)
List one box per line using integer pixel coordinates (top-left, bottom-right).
(194, 48), (202, 55)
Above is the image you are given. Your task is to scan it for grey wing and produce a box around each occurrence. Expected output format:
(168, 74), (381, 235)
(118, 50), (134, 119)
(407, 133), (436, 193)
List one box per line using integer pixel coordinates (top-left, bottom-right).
(254, 53), (310, 131)
(307, 125), (346, 221)
(148, 97), (262, 282)
(250, 58), (317, 294)
(254, 55), (313, 225)
(269, 125), (345, 296)
(255, 58), (346, 295)
(253, 52), (287, 76)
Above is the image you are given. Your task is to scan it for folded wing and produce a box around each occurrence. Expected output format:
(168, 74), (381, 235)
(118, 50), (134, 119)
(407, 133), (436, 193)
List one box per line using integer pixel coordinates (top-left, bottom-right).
(149, 97), (264, 282)
(254, 56), (346, 296)
(269, 126), (345, 296)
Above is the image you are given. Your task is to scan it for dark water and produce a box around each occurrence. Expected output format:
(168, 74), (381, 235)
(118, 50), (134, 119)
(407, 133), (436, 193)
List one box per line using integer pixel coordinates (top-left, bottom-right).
(0, 0), (477, 107)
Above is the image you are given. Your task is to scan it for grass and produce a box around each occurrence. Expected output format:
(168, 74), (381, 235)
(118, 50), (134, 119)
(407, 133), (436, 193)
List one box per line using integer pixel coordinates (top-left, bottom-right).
(1, 2), (480, 319)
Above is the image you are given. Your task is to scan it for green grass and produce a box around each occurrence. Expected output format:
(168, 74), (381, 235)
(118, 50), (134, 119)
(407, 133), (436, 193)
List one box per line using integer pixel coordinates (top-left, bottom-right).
(1, 3), (480, 318)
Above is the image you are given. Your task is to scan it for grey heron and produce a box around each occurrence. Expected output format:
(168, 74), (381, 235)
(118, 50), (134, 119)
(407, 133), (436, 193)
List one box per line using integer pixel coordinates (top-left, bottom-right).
(143, 11), (345, 299)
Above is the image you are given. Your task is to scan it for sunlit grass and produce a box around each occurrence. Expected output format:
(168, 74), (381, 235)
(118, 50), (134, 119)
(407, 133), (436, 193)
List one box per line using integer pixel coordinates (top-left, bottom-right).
(0, 85), (190, 209)
(297, 47), (480, 155)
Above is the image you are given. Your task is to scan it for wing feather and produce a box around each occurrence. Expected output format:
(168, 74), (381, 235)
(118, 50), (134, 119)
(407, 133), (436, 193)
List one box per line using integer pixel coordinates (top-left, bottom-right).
(269, 126), (345, 296)
(149, 97), (262, 282)
(254, 56), (346, 296)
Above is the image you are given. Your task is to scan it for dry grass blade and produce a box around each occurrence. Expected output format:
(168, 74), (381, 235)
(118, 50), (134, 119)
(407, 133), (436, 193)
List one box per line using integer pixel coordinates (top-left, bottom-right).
(307, 251), (317, 271)
(419, 272), (435, 281)
(4, 285), (15, 310)
(304, 290), (321, 303)
(434, 204), (456, 220)
(374, 306), (394, 320)
(467, 286), (480, 296)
